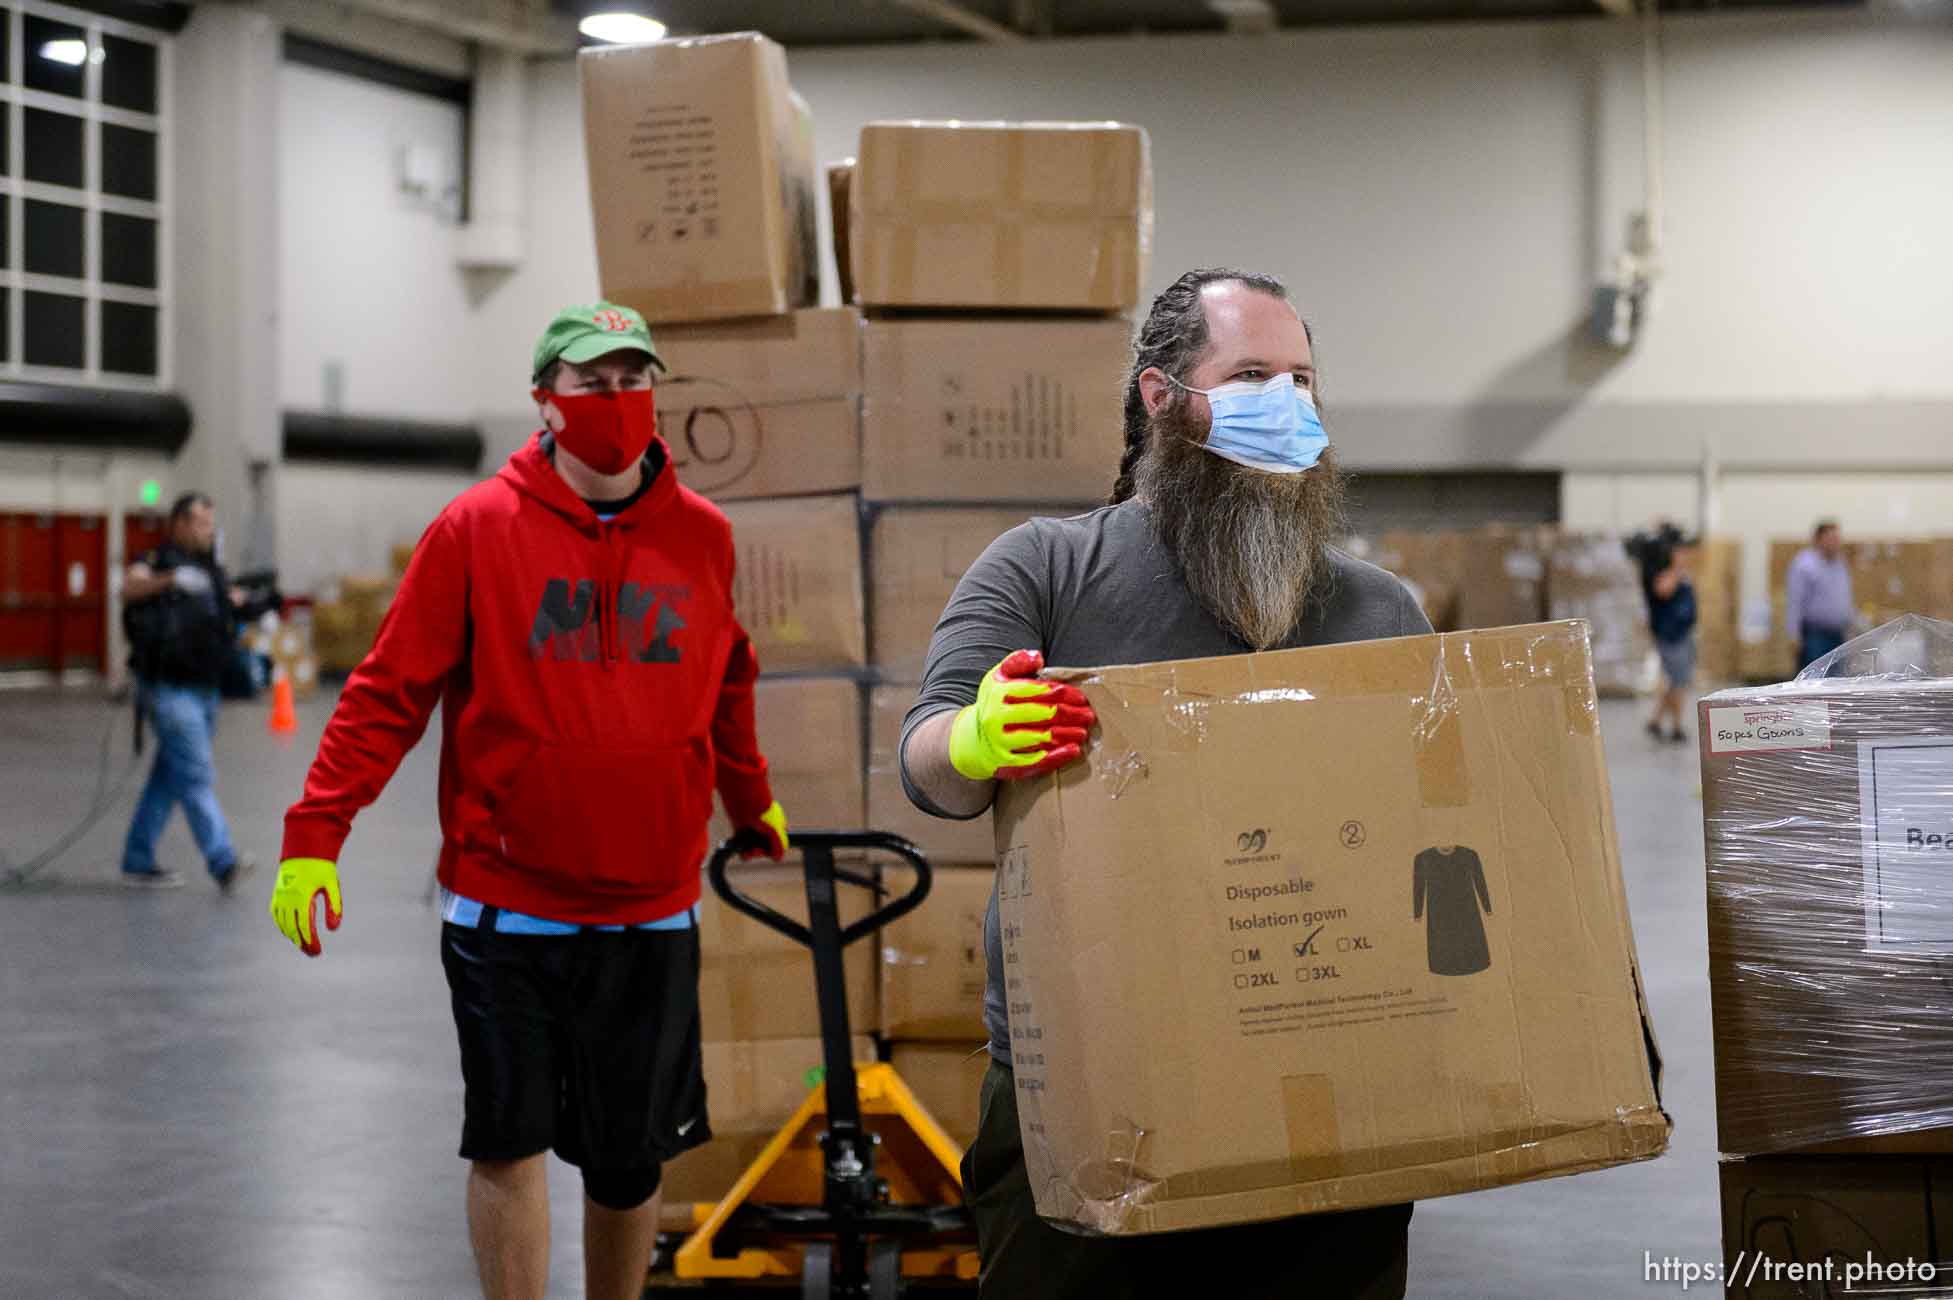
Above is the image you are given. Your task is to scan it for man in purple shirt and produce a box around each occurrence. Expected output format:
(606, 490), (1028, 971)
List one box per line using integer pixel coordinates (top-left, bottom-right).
(1786, 520), (1854, 670)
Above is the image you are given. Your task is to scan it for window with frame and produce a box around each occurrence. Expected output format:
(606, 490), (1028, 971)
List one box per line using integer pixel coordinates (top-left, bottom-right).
(0, 1), (168, 387)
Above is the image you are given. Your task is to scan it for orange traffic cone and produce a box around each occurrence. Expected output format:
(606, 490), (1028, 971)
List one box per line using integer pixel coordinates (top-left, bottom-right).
(268, 669), (298, 736)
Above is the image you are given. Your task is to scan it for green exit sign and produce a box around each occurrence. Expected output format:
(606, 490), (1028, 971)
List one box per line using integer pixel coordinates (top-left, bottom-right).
(139, 479), (160, 507)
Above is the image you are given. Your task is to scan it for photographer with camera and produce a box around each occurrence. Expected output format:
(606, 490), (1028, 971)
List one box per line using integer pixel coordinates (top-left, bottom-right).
(1628, 522), (1697, 744)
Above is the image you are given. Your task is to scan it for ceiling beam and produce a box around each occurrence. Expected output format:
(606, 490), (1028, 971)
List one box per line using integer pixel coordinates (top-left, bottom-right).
(317, 0), (574, 54)
(885, 0), (1030, 42)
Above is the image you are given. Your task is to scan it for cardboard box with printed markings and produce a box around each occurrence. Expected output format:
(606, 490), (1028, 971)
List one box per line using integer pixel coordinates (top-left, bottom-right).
(721, 494), (865, 673)
(1718, 1156), (1943, 1298)
(994, 622), (1667, 1233)
(654, 308), (862, 502)
(861, 317), (1128, 504)
(581, 33), (817, 324)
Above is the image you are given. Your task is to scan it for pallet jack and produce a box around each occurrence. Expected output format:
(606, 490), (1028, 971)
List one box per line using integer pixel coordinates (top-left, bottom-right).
(647, 830), (982, 1297)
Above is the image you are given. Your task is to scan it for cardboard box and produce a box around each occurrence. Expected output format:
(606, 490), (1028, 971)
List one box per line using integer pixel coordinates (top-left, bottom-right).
(869, 506), (1089, 681)
(862, 316), (1128, 503)
(881, 865), (995, 1040)
(1701, 670), (1953, 1154)
(662, 1036), (875, 1205)
(852, 120), (1151, 312)
(708, 677), (864, 848)
(721, 494), (866, 672)
(827, 158), (856, 304)
(866, 686), (997, 865)
(890, 1042), (989, 1149)
(698, 867), (879, 1043)
(1719, 1157), (1940, 1298)
(1456, 526), (1552, 631)
(1546, 535), (1656, 698)
(581, 33), (816, 324)
(993, 622), (1668, 1233)
(654, 308), (862, 501)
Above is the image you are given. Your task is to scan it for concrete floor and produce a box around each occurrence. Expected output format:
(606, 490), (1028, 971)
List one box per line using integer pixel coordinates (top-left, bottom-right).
(0, 686), (1718, 1297)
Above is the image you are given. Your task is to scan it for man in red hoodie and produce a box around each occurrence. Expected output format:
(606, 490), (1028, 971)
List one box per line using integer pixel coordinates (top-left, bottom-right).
(271, 302), (790, 1300)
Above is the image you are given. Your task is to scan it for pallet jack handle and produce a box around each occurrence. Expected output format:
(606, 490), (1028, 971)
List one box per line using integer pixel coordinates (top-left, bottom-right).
(708, 830), (934, 949)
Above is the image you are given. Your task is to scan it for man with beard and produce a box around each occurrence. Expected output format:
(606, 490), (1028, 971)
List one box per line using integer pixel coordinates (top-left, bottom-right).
(897, 269), (1429, 1298)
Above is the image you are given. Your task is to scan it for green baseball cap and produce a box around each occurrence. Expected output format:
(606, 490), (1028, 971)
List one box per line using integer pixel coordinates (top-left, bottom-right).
(531, 302), (663, 381)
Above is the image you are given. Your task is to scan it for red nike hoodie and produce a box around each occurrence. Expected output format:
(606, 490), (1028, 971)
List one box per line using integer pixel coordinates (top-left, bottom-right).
(281, 433), (773, 923)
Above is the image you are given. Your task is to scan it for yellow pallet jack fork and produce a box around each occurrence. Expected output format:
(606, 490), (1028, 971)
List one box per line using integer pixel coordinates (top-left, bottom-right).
(665, 831), (980, 1297)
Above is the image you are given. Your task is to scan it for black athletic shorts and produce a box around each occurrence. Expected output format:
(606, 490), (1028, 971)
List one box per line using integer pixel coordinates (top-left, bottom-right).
(439, 915), (711, 1173)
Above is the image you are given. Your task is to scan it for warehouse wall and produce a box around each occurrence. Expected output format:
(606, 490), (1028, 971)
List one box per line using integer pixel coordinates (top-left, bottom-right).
(275, 61), (479, 590)
(279, 63), (473, 419)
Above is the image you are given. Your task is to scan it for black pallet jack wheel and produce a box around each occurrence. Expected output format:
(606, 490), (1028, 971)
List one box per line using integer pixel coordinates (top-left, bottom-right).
(802, 1241), (833, 1300)
(869, 1239), (902, 1300)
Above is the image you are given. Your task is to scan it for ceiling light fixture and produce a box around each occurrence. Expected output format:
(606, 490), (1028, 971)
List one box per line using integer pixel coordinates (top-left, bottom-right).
(39, 38), (100, 66)
(578, 11), (668, 43)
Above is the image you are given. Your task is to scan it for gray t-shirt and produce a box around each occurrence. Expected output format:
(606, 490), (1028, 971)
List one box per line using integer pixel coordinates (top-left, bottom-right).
(898, 499), (1433, 1063)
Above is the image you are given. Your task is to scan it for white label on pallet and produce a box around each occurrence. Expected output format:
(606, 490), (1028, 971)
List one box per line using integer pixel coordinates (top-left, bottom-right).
(1706, 703), (1832, 754)
(1859, 737), (1953, 953)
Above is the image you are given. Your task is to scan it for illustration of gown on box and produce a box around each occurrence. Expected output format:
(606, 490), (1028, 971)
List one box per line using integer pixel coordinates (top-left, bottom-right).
(1413, 845), (1492, 976)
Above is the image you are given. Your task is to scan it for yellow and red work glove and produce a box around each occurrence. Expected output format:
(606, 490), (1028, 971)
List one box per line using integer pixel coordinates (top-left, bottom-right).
(738, 800), (790, 861)
(948, 650), (1096, 782)
(269, 857), (343, 957)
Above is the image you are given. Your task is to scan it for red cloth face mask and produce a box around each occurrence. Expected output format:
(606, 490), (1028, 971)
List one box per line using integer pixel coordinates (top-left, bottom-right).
(538, 388), (657, 475)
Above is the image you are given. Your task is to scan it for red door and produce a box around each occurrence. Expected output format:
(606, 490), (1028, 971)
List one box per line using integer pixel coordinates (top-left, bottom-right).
(0, 514), (58, 671)
(55, 514), (107, 673)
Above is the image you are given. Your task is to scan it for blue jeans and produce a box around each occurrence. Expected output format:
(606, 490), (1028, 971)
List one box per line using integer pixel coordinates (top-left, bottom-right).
(121, 682), (237, 878)
(1799, 623), (1847, 672)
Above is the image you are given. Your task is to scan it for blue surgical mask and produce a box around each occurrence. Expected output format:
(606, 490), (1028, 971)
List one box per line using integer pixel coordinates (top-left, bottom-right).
(1166, 371), (1329, 474)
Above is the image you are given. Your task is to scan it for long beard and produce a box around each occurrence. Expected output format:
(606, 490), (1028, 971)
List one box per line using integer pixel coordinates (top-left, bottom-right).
(1134, 396), (1347, 650)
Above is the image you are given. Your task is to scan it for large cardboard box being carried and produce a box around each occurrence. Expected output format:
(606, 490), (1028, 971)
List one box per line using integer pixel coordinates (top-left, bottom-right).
(708, 677), (864, 847)
(1719, 1156), (1945, 1298)
(1701, 654), (1953, 1155)
(581, 34), (816, 324)
(721, 495), (866, 672)
(698, 867), (878, 1043)
(866, 686), (996, 866)
(993, 622), (1668, 1233)
(881, 865), (994, 1040)
(661, 1036), (875, 1206)
(851, 121), (1151, 312)
(861, 318), (1128, 504)
(654, 307), (861, 501)
(869, 507), (1089, 681)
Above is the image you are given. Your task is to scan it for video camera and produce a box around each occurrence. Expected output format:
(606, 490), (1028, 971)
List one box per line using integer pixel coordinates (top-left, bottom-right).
(1623, 523), (1688, 581)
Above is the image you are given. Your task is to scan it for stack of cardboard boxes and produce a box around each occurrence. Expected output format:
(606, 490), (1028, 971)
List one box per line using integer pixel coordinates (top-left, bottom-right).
(579, 41), (1156, 1175)
(849, 118), (1152, 1132)
(581, 34), (867, 1202)
(1700, 650), (1953, 1290)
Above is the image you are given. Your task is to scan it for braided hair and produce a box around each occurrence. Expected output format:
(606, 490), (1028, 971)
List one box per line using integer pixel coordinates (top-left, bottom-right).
(1109, 268), (1299, 505)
